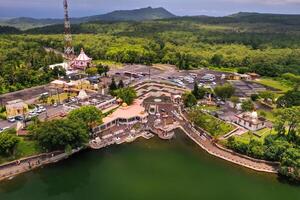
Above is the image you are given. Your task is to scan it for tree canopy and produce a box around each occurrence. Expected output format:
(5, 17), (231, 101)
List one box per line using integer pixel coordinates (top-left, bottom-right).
(241, 100), (255, 112)
(114, 87), (137, 105)
(182, 92), (197, 108)
(0, 131), (20, 156)
(214, 84), (235, 101)
(68, 106), (103, 130)
(192, 83), (206, 100)
(30, 119), (89, 151)
(277, 90), (300, 108)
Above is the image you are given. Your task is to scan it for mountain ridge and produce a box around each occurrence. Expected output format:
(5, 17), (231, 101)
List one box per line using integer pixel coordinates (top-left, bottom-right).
(0, 7), (176, 30)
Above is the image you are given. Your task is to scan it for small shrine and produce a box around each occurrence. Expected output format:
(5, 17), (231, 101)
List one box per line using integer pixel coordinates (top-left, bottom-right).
(71, 48), (92, 70)
(235, 110), (266, 131)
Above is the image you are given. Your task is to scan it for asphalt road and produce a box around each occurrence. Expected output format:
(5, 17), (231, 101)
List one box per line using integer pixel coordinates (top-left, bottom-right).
(0, 105), (65, 130)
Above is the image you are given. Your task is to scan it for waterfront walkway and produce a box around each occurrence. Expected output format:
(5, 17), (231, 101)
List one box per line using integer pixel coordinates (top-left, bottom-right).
(178, 123), (278, 173)
(0, 149), (81, 182)
(0, 110), (279, 182)
(177, 109), (279, 173)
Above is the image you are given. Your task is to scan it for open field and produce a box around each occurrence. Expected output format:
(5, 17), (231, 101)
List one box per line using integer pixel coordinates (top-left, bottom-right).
(235, 128), (276, 144)
(258, 109), (276, 122)
(0, 137), (42, 164)
(46, 93), (77, 104)
(93, 60), (124, 69)
(189, 108), (235, 137)
(255, 78), (292, 92)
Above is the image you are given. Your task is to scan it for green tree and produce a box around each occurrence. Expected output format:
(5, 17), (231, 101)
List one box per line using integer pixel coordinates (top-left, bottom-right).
(277, 90), (300, 108)
(118, 80), (125, 89)
(241, 100), (255, 112)
(211, 54), (223, 67)
(68, 106), (103, 131)
(0, 132), (20, 156)
(192, 82), (206, 99)
(282, 73), (300, 91)
(250, 94), (260, 101)
(259, 91), (275, 103)
(109, 77), (118, 92)
(214, 84), (235, 101)
(97, 64), (110, 76)
(85, 67), (98, 77)
(31, 119), (89, 151)
(274, 107), (300, 137)
(230, 96), (240, 109)
(182, 92), (197, 108)
(279, 148), (300, 182)
(115, 87), (137, 105)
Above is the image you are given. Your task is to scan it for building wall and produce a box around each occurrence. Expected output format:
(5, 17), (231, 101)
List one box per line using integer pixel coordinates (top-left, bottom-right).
(6, 105), (28, 118)
(237, 118), (265, 131)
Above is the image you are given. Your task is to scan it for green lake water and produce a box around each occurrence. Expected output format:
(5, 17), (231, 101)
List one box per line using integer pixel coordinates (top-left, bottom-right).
(0, 132), (299, 200)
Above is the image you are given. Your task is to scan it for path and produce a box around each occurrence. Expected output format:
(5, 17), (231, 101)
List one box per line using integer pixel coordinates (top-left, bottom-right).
(0, 149), (81, 182)
(177, 109), (279, 173)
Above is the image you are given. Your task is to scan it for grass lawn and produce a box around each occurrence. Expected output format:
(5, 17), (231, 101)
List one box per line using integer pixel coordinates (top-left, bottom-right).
(254, 78), (292, 92)
(235, 128), (276, 144)
(47, 93), (77, 104)
(0, 137), (42, 164)
(189, 108), (235, 137)
(258, 109), (276, 122)
(93, 60), (123, 69)
(208, 66), (238, 73)
(198, 105), (220, 112)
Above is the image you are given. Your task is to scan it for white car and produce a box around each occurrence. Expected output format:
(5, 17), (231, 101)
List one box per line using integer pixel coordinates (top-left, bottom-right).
(36, 109), (43, 114)
(0, 127), (9, 133)
(7, 117), (16, 123)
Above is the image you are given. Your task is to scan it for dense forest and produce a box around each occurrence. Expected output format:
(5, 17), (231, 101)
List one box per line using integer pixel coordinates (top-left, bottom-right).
(1, 15), (300, 93)
(0, 35), (63, 94)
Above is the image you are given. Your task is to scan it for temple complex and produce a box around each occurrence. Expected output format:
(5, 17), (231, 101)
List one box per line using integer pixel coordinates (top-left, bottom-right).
(234, 111), (266, 131)
(71, 48), (92, 70)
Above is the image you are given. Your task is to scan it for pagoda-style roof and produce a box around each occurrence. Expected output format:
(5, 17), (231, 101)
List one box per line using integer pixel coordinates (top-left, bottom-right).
(75, 48), (92, 61)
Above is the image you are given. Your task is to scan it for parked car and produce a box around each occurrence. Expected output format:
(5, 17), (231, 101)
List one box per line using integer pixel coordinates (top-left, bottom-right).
(36, 109), (43, 114)
(15, 116), (24, 121)
(7, 117), (16, 123)
(0, 127), (9, 133)
(0, 128), (5, 133)
(29, 111), (38, 117)
(39, 107), (46, 112)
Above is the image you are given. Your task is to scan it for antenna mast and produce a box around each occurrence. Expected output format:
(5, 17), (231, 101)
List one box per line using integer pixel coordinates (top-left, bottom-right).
(64, 0), (74, 59)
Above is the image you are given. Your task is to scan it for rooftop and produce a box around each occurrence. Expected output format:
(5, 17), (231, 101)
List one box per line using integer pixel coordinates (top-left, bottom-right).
(103, 99), (148, 124)
(236, 111), (266, 125)
(75, 48), (92, 61)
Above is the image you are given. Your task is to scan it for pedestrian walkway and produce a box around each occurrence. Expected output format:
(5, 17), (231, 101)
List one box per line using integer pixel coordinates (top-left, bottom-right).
(0, 149), (81, 181)
(177, 109), (279, 173)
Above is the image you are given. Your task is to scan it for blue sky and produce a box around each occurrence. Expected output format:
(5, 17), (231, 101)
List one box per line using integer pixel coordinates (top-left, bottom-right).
(1, 0), (300, 18)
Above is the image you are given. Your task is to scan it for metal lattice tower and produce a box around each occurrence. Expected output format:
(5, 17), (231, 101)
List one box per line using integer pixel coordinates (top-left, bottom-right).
(63, 0), (74, 59)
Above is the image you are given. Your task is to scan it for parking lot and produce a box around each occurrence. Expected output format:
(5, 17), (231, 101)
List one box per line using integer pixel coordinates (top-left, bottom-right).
(0, 104), (66, 131)
(109, 64), (230, 90)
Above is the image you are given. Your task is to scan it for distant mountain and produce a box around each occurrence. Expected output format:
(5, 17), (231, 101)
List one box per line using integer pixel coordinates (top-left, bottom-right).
(228, 12), (300, 25)
(165, 12), (300, 27)
(0, 26), (21, 34)
(0, 7), (176, 30)
(78, 7), (175, 22)
(1, 17), (63, 30)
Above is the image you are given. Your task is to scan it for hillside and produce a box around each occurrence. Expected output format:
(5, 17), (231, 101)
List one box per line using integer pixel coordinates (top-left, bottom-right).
(0, 7), (176, 30)
(78, 7), (175, 22)
(229, 12), (300, 25)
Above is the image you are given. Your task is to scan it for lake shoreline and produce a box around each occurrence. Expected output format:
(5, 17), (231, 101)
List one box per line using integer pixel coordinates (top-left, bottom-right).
(0, 126), (279, 183)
